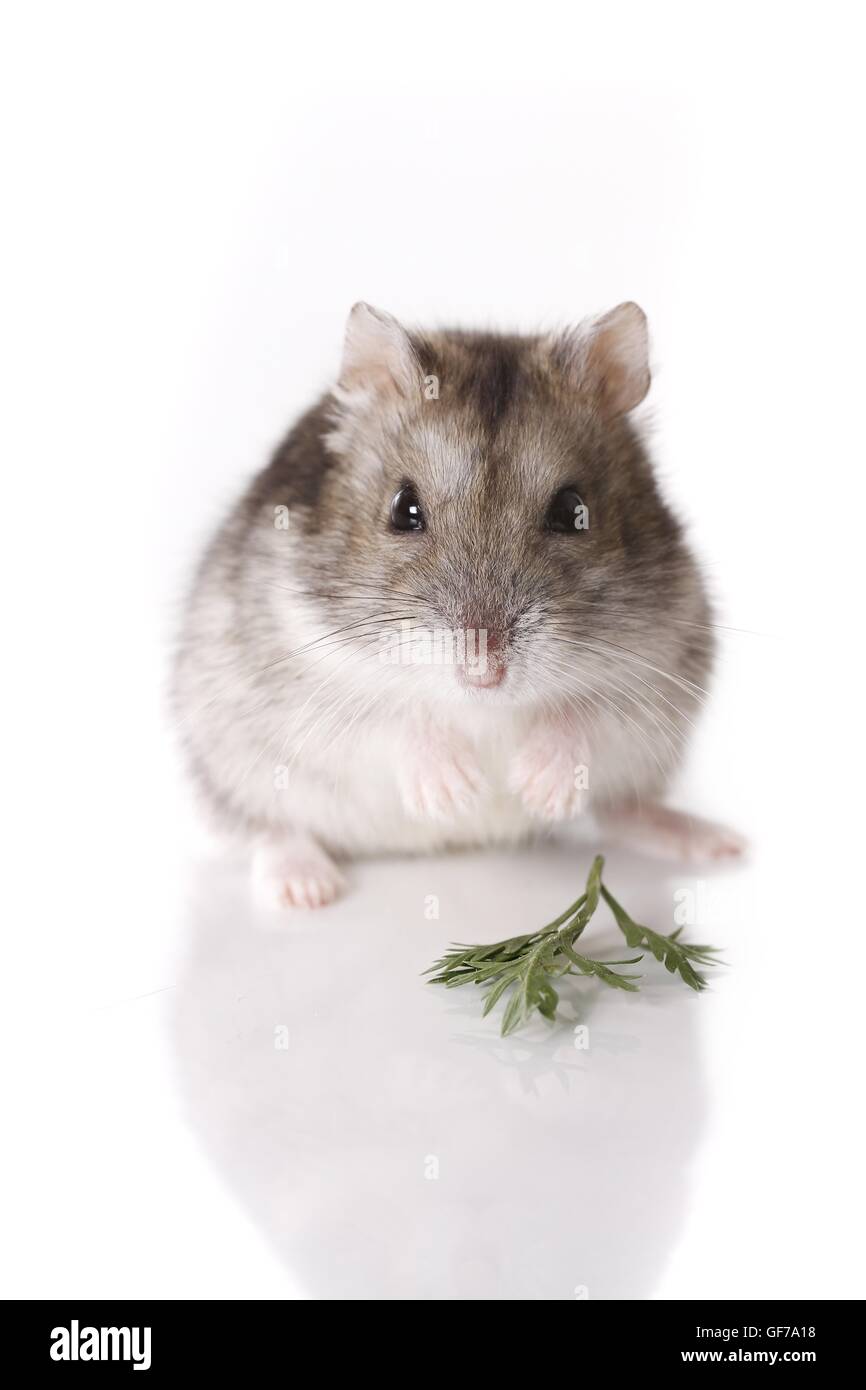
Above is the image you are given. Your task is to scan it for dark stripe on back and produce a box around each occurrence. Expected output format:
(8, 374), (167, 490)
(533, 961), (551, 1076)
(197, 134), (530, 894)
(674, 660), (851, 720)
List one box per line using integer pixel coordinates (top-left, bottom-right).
(466, 336), (522, 434)
(410, 331), (525, 438)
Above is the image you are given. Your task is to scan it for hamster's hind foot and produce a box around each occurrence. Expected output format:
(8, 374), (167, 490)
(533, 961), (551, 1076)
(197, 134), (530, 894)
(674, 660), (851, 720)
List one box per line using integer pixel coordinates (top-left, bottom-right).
(252, 835), (346, 912)
(596, 801), (747, 864)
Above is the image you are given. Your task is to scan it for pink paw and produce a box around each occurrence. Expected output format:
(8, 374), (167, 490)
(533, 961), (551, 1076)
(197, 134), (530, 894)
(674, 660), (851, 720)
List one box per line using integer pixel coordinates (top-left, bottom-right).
(252, 839), (345, 912)
(598, 804), (747, 864)
(509, 731), (588, 821)
(660, 818), (747, 863)
(397, 740), (485, 821)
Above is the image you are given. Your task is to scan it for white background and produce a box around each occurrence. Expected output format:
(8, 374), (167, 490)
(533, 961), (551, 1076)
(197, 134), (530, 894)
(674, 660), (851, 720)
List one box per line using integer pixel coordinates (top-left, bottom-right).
(1, 1), (864, 1298)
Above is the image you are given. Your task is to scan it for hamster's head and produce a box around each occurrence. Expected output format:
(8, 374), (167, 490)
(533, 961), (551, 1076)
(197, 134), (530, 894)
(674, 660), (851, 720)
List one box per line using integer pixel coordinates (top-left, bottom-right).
(281, 302), (711, 715)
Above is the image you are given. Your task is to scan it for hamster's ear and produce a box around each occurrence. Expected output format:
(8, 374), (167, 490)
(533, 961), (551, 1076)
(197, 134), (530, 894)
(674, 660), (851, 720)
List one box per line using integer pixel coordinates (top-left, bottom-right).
(338, 302), (420, 398)
(556, 302), (650, 416)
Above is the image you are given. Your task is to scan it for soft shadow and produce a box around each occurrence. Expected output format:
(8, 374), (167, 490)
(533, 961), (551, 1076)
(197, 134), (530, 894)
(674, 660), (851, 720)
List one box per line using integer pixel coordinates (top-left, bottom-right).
(169, 842), (719, 1299)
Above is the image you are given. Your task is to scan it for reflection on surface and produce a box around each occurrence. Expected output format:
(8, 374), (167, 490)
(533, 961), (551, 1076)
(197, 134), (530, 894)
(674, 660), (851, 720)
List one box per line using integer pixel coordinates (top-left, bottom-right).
(170, 843), (708, 1299)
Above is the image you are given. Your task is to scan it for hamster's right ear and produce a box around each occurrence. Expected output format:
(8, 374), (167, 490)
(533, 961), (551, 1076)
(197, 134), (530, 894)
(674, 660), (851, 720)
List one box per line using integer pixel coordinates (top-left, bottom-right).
(338, 302), (420, 398)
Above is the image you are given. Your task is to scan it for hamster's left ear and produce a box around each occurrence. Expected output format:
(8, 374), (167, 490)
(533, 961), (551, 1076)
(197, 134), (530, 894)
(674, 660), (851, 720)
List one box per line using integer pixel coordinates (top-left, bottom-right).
(555, 302), (651, 416)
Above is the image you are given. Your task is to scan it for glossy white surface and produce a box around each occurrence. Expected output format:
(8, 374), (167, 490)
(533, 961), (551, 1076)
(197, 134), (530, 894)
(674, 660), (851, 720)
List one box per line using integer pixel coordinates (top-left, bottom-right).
(172, 844), (722, 1301)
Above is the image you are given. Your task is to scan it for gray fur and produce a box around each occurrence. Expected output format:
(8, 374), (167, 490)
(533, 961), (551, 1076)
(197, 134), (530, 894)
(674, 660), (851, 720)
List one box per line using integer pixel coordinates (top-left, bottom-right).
(171, 304), (713, 865)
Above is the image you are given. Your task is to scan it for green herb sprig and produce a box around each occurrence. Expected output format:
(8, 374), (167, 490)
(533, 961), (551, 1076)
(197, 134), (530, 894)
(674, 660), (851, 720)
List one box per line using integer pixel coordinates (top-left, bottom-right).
(425, 855), (722, 1036)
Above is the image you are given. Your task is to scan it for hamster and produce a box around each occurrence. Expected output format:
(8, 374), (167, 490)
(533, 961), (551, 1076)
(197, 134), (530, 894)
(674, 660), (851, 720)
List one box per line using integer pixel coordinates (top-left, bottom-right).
(172, 301), (744, 910)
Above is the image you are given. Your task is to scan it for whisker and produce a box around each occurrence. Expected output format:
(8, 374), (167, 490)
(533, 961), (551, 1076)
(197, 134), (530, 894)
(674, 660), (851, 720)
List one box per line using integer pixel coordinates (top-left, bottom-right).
(170, 608), (423, 734)
(549, 630), (711, 703)
(546, 636), (700, 732)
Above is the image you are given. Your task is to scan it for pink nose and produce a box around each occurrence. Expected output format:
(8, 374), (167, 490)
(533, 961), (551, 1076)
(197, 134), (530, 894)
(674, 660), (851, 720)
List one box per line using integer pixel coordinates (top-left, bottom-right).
(460, 661), (506, 689)
(457, 626), (506, 689)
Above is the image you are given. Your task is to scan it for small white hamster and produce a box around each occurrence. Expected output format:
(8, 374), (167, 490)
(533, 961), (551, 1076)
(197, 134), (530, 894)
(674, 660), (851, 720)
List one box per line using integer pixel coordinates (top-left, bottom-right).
(172, 301), (743, 909)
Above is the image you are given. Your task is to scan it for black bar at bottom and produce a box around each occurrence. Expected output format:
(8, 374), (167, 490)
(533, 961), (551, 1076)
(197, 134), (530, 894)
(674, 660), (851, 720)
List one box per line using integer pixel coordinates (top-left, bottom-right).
(1, 1298), (858, 1375)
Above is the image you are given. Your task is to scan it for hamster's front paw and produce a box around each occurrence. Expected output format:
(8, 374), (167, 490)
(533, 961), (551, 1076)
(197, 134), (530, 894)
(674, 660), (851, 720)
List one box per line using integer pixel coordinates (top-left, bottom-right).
(252, 836), (346, 912)
(397, 737), (485, 822)
(508, 728), (589, 821)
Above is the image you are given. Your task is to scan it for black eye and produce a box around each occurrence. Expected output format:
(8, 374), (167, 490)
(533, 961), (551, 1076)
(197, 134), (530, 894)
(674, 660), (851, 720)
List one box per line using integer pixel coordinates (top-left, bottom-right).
(545, 487), (587, 534)
(390, 483), (425, 532)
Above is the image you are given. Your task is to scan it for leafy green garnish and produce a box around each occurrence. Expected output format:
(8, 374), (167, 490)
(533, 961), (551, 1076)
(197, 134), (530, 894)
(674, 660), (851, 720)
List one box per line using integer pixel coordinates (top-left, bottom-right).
(425, 855), (722, 1036)
(599, 882), (721, 992)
